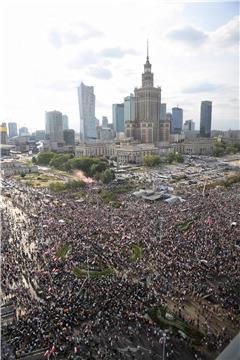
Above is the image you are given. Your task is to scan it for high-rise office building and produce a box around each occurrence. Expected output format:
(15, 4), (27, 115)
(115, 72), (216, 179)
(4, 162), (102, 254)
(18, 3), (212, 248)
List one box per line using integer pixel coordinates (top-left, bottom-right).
(102, 116), (108, 127)
(200, 101), (212, 137)
(77, 82), (96, 141)
(183, 120), (195, 132)
(19, 127), (29, 136)
(45, 111), (64, 143)
(125, 44), (169, 144)
(35, 130), (46, 141)
(62, 115), (69, 130)
(63, 129), (75, 145)
(124, 94), (135, 123)
(0, 122), (7, 144)
(160, 103), (167, 121)
(112, 103), (124, 134)
(172, 107), (183, 134)
(8, 122), (18, 138)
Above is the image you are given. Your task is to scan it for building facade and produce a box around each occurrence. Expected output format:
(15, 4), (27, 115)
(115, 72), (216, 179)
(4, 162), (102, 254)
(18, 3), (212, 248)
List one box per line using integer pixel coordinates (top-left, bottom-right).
(102, 116), (108, 128)
(19, 127), (29, 137)
(175, 138), (214, 155)
(45, 110), (64, 144)
(78, 82), (96, 140)
(172, 107), (183, 134)
(75, 141), (115, 158)
(63, 129), (75, 146)
(8, 122), (18, 138)
(183, 120), (195, 132)
(112, 103), (124, 134)
(124, 94), (135, 123)
(0, 123), (7, 144)
(133, 52), (161, 143)
(200, 101), (212, 137)
(160, 103), (167, 121)
(62, 115), (69, 130)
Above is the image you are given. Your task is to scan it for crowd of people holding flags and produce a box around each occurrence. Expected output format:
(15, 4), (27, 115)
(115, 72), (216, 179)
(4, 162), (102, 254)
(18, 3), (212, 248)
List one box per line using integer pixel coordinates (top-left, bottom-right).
(1, 178), (240, 359)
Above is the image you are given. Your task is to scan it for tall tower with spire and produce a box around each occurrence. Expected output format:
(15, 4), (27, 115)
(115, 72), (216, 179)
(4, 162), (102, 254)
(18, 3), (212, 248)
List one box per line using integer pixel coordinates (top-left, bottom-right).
(127, 42), (163, 143)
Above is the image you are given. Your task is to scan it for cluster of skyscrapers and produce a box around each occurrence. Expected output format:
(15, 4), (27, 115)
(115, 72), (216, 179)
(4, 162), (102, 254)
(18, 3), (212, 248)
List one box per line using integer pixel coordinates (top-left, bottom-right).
(77, 48), (213, 145)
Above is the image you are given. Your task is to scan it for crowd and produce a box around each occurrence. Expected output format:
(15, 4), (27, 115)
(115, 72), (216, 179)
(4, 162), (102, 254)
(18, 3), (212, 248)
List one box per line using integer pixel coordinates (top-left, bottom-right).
(1, 178), (240, 359)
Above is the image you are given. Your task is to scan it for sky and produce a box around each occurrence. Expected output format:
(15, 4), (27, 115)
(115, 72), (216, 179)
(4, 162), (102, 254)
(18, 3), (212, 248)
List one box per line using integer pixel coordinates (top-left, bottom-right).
(1, 0), (239, 133)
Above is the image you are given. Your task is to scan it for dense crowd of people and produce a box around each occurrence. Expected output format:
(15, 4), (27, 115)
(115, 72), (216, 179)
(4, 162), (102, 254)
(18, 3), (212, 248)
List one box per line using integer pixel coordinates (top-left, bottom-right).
(1, 177), (240, 359)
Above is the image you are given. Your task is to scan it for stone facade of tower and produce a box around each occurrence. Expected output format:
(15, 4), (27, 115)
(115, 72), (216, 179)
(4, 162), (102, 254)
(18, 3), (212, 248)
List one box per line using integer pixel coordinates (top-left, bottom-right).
(125, 51), (165, 144)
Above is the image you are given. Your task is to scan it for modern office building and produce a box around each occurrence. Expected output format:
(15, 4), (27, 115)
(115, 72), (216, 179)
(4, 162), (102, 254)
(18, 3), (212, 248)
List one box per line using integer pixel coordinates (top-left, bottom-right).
(183, 120), (195, 132)
(62, 115), (69, 130)
(77, 82), (96, 141)
(200, 101), (212, 137)
(124, 94), (135, 123)
(19, 127), (29, 136)
(35, 130), (46, 141)
(102, 116), (108, 128)
(63, 129), (75, 145)
(8, 122), (18, 138)
(112, 103), (124, 134)
(166, 112), (173, 133)
(0, 122), (8, 144)
(160, 103), (167, 121)
(172, 107), (183, 134)
(45, 110), (64, 143)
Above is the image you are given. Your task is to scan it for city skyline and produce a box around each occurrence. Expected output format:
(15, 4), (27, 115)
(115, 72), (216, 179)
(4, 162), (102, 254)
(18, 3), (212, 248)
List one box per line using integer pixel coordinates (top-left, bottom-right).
(2, 0), (239, 132)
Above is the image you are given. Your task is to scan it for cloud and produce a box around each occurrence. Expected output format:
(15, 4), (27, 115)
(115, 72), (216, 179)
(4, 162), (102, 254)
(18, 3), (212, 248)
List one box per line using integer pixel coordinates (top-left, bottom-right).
(68, 47), (138, 69)
(182, 82), (224, 93)
(49, 23), (104, 48)
(87, 67), (112, 79)
(167, 25), (208, 47)
(211, 16), (239, 48)
(48, 31), (62, 48)
(68, 51), (98, 68)
(35, 79), (79, 92)
(99, 47), (138, 58)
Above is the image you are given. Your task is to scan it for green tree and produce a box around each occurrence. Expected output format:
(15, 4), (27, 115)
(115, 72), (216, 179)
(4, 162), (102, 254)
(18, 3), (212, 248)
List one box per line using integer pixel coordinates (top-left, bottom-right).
(49, 153), (72, 170)
(36, 152), (55, 165)
(101, 169), (115, 184)
(143, 155), (161, 167)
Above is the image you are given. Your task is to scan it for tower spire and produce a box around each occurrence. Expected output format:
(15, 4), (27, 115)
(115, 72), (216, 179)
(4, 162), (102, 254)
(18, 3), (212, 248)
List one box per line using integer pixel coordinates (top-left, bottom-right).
(147, 39), (149, 60)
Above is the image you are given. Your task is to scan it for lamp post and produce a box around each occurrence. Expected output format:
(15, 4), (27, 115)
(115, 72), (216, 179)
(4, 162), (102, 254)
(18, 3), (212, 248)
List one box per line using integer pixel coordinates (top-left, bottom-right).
(160, 333), (167, 360)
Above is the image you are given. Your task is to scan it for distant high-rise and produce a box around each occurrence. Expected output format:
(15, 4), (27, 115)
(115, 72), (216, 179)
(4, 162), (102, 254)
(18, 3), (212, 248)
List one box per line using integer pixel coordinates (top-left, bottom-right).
(102, 116), (108, 127)
(62, 115), (69, 130)
(112, 103), (124, 134)
(45, 111), (64, 143)
(172, 107), (183, 134)
(183, 120), (195, 132)
(8, 122), (18, 138)
(19, 127), (29, 136)
(63, 129), (75, 145)
(124, 94), (135, 123)
(0, 122), (7, 144)
(77, 82), (96, 141)
(200, 101), (212, 137)
(160, 103), (167, 121)
(35, 130), (46, 141)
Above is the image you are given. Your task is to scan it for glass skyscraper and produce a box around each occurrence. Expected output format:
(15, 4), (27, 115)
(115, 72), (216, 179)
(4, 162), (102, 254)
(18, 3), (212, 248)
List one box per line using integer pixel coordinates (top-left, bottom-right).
(78, 82), (96, 141)
(200, 101), (212, 137)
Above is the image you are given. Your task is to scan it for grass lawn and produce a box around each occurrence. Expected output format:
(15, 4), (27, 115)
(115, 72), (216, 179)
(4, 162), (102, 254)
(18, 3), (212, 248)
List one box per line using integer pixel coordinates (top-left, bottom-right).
(72, 267), (115, 279)
(56, 244), (72, 259)
(130, 245), (143, 261)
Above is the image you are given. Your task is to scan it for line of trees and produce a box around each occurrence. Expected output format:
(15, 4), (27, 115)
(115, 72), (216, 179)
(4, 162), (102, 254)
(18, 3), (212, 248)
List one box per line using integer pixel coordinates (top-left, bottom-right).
(143, 152), (184, 167)
(33, 152), (115, 184)
(213, 141), (240, 157)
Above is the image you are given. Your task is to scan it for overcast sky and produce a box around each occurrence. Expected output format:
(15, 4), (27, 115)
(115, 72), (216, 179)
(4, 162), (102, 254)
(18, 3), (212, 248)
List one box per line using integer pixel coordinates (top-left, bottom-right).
(1, 0), (239, 132)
